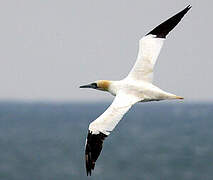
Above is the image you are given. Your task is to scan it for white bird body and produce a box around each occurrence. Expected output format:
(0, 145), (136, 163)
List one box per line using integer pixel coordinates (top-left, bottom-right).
(80, 5), (191, 176)
(108, 78), (181, 100)
(89, 78), (182, 135)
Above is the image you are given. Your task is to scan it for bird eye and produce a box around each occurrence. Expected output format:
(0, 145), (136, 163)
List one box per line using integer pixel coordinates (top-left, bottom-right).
(91, 83), (98, 89)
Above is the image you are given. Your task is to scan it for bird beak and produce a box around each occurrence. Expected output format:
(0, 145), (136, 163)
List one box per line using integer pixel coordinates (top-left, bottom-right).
(79, 83), (97, 89)
(79, 84), (92, 88)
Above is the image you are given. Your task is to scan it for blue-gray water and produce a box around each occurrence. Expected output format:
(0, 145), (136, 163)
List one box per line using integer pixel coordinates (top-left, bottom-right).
(0, 102), (213, 180)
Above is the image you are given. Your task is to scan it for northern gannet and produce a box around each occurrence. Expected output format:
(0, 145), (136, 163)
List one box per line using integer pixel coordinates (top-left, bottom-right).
(80, 5), (191, 176)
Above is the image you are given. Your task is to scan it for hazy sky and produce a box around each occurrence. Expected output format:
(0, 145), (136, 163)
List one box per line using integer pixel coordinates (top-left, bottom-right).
(0, 0), (212, 102)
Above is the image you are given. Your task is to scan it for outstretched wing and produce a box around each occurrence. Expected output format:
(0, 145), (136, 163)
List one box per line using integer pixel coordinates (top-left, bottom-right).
(85, 92), (140, 176)
(127, 5), (191, 82)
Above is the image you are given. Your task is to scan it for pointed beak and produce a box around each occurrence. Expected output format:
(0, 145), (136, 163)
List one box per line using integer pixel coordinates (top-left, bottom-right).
(79, 84), (93, 88)
(79, 83), (98, 89)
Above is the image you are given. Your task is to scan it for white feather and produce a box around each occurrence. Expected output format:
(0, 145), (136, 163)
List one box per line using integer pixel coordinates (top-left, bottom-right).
(127, 35), (165, 82)
(89, 92), (141, 135)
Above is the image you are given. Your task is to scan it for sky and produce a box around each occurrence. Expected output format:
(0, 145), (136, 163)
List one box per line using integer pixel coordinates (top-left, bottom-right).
(0, 0), (212, 102)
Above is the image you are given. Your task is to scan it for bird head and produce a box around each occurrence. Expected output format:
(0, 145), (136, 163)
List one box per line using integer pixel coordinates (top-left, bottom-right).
(80, 80), (110, 92)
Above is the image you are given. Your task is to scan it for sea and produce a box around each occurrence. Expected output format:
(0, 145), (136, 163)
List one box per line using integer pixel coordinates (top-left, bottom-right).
(0, 101), (212, 180)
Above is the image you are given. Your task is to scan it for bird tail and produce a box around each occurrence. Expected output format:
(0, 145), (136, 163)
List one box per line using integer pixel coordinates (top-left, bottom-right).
(167, 93), (184, 100)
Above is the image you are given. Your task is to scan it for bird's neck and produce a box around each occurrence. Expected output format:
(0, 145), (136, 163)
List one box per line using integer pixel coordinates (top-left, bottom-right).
(97, 80), (118, 96)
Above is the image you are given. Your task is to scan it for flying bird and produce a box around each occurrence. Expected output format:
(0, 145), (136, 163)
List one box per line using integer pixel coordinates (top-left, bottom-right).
(80, 5), (191, 176)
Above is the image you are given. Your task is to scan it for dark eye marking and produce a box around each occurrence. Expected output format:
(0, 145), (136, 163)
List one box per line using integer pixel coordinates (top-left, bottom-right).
(91, 83), (98, 89)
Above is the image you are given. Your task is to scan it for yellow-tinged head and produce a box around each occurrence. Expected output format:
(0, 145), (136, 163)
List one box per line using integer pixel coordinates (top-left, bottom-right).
(80, 80), (111, 91)
(96, 80), (110, 91)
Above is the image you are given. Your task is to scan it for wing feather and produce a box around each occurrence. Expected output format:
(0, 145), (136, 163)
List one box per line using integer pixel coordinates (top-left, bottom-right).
(85, 92), (140, 175)
(127, 5), (191, 82)
(89, 92), (140, 135)
(128, 35), (164, 82)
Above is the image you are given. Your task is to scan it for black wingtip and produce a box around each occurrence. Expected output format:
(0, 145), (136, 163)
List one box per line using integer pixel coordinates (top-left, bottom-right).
(183, 5), (192, 14)
(186, 5), (192, 10)
(146, 5), (192, 38)
(85, 131), (107, 176)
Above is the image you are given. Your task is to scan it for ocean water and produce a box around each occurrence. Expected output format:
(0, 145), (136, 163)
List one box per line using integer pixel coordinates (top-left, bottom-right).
(0, 102), (212, 180)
